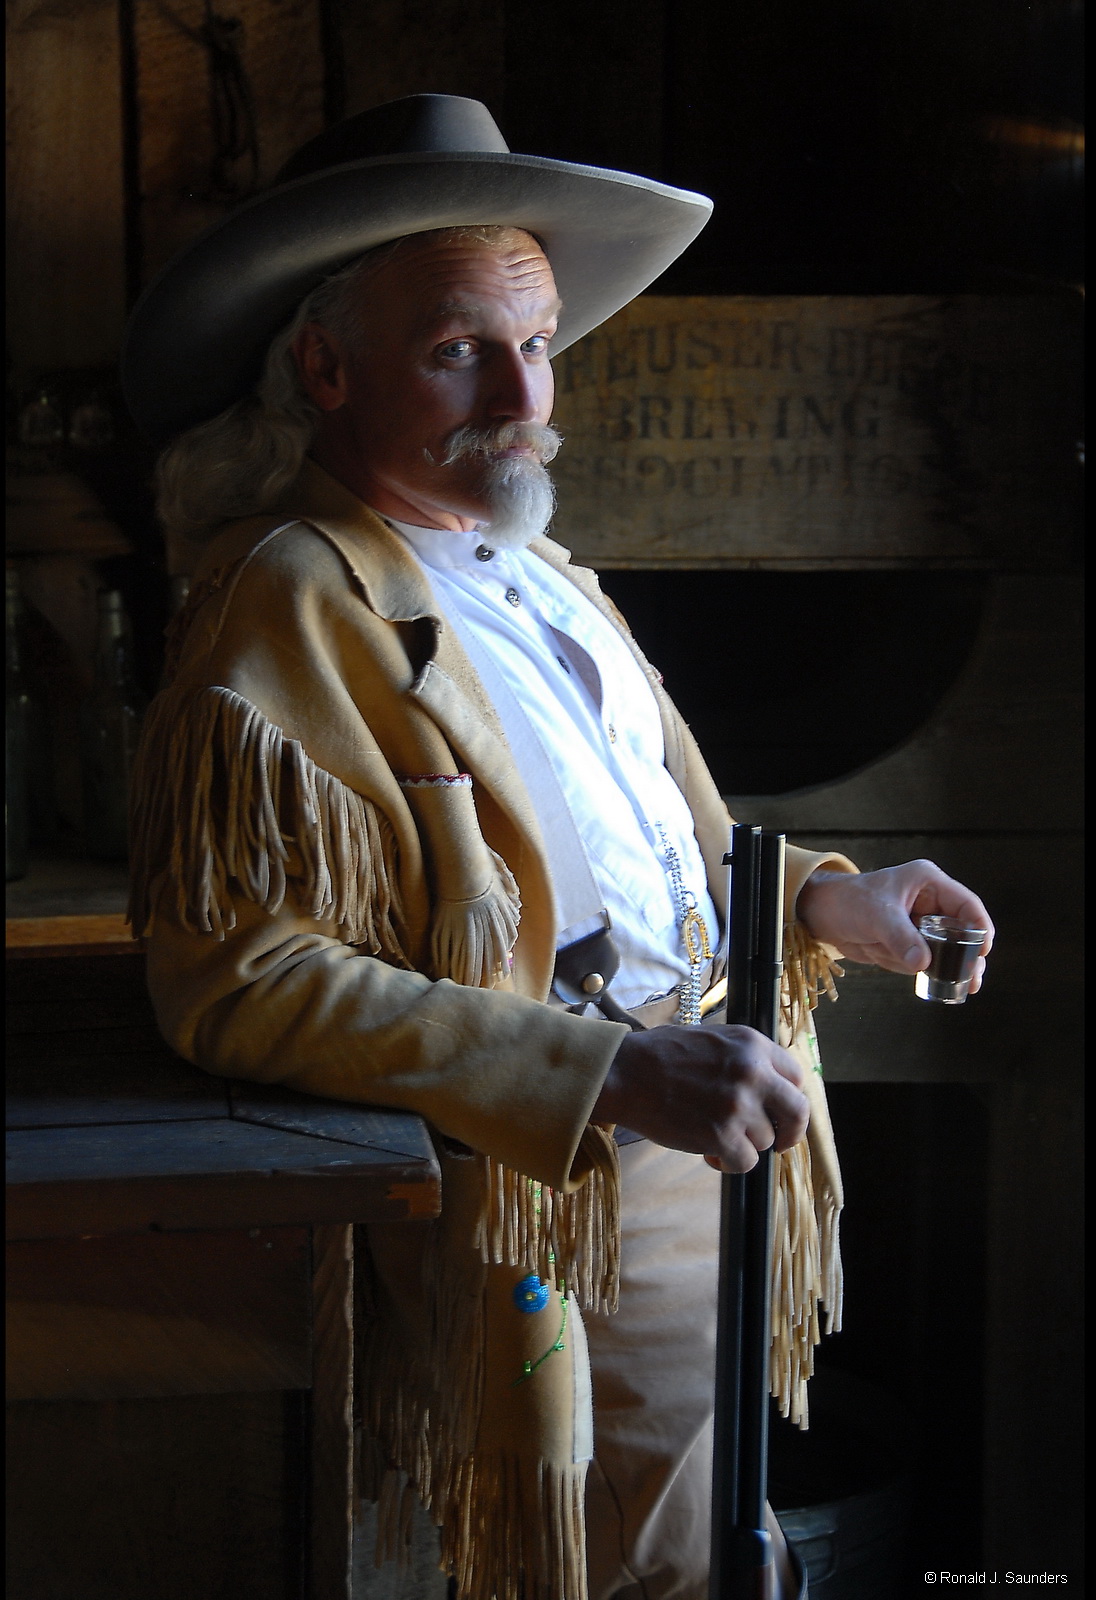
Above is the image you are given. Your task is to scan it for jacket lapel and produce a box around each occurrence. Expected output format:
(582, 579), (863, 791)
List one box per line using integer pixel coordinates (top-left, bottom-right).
(277, 462), (549, 858)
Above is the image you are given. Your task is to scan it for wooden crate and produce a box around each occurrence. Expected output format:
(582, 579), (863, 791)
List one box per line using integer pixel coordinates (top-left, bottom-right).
(550, 294), (1081, 570)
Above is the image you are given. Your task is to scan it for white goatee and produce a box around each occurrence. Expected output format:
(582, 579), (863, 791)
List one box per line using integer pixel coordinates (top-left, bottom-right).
(476, 456), (558, 550)
(436, 421), (563, 550)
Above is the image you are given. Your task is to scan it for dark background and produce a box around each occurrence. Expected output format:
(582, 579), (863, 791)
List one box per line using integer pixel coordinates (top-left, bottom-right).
(499, 0), (1084, 294)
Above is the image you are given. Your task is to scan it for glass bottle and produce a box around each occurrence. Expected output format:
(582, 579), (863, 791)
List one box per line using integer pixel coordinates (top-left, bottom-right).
(68, 389), (115, 451)
(79, 589), (148, 861)
(5, 565), (31, 882)
(17, 388), (64, 451)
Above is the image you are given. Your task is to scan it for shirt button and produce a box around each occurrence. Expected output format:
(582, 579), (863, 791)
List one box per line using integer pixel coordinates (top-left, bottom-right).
(505, 587), (521, 607)
(607, 724), (617, 743)
(557, 655), (571, 674)
(475, 545), (495, 562)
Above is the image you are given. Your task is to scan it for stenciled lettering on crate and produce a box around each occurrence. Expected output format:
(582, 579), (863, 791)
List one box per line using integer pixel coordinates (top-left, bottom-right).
(549, 296), (1080, 568)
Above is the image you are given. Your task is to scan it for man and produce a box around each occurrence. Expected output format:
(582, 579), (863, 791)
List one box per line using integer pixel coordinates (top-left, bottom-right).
(123, 95), (993, 1600)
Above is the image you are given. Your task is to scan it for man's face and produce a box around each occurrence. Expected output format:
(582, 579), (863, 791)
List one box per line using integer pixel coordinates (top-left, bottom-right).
(301, 231), (562, 537)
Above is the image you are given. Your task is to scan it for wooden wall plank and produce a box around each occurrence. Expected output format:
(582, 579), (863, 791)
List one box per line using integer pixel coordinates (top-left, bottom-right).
(5, 0), (127, 384)
(5, 911), (134, 951)
(5, 1390), (298, 1599)
(310, 1224), (354, 1600)
(333, 0), (505, 121)
(132, 0), (326, 285)
(8, 1000), (160, 1035)
(5, 945), (147, 1002)
(6, 1227), (312, 1400)
(7, 1134), (441, 1241)
(231, 1083), (444, 1161)
(6, 1038), (229, 1127)
(6, 1117), (430, 1187)
(549, 295), (1082, 569)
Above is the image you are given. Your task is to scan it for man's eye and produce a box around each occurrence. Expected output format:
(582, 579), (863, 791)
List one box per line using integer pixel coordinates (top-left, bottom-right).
(522, 335), (551, 355)
(438, 340), (474, 360)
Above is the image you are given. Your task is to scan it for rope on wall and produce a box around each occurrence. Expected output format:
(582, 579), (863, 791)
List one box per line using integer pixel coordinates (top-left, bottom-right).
(157, 0), (259, 198)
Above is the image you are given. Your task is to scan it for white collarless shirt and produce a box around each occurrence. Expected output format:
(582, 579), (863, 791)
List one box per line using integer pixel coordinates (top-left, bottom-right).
(386, 517), (720, 1012)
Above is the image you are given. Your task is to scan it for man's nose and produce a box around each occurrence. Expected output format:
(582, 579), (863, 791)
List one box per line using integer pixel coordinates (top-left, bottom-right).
(484, 348), (544, 422)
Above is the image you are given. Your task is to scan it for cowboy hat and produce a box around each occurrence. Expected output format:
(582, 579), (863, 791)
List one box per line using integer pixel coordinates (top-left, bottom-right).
(121, 93), (713, 446)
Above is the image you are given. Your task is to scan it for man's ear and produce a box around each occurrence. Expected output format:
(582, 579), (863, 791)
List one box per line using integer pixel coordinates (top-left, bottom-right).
(292, 322), (349, 412)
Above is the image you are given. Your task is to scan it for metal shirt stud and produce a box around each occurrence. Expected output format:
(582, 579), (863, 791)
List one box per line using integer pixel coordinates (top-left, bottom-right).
(475, 544), (495, 562)
(505, 586), (521, 606)
(607, 724), (617, 743)
(581, 973), (605, 995)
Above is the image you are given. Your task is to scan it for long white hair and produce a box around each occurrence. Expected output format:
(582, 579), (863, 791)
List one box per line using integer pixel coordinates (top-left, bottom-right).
(154, 226), (532, 542)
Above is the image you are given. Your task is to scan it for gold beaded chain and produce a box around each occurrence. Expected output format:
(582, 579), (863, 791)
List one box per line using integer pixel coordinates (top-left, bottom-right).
(656, 824), (713, 1026)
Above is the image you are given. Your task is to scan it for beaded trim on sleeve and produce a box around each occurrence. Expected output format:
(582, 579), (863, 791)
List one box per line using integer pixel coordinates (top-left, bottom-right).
(397, 772), (473, 788)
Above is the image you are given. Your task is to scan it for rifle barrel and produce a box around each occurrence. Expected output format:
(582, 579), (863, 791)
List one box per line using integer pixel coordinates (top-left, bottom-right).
(710, 826), (786, 1599)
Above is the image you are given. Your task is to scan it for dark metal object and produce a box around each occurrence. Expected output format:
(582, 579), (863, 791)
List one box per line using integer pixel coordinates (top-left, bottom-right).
(710, 825), (787, 1599)
(552, 922), (648, 1032)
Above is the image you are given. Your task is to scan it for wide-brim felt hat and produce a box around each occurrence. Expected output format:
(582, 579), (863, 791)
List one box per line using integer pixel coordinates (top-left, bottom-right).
(121, 93), (713, 446)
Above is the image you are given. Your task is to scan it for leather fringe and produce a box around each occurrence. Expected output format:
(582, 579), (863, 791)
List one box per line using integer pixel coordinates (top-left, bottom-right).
(781, 918), (844, 1035)
(365, 1456), (587, 1600)
(770, 1141), (843, 1428)
(442, 1457), (588, 1600)
(430, 853), (522, 989)
(127, 683), (408, 954)
(474, 1126), (622, 1315)
(771, 922), (846, 1428)
(774, 915), (844, 1036)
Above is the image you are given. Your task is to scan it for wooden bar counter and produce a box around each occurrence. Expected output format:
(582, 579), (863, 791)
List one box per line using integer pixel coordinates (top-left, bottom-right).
(6, 913), (442, 1600)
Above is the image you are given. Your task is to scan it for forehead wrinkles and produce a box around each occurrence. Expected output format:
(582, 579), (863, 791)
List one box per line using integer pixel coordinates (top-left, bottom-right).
(363, 239), (559, 337)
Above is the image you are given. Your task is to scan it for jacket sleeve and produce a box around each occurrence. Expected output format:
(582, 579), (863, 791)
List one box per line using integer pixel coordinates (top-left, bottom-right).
(144, 878), (627, 1194)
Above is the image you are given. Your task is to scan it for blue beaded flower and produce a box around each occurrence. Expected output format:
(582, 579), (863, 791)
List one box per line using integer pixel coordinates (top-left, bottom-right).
(513, 1274), (551, 1314)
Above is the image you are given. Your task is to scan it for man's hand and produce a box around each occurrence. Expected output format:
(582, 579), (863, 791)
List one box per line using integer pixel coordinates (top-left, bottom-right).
(797, 859), (995, 993)
(591, 1024), (810, 1173)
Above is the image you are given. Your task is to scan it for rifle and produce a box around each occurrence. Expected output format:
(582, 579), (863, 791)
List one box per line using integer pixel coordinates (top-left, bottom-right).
(710, 824), (787, 1600)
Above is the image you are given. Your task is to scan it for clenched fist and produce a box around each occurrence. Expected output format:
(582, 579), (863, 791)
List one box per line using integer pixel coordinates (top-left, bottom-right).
(592, 1023), (809, 1173)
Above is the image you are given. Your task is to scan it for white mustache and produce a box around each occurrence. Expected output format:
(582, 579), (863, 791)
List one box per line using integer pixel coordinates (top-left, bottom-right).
(432, 422), (563, 468)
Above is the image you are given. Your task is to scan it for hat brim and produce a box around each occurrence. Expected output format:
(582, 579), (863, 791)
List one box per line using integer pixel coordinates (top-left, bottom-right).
(121, 151), (713, 446)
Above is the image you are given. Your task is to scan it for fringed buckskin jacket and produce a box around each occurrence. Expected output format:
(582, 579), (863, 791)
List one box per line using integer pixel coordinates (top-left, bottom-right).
(129, 459), (856, 1600)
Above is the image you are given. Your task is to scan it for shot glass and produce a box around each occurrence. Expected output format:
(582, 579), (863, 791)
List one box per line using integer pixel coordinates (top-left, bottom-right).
(914, 915), (987, 1005)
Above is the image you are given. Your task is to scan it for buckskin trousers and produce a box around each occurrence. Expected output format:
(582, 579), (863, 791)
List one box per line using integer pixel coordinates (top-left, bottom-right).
(583, 1139), (723, 1600)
